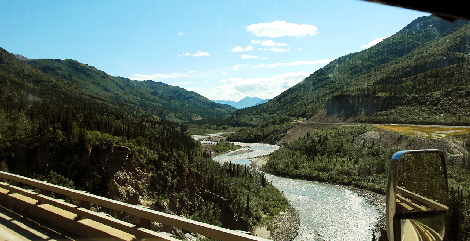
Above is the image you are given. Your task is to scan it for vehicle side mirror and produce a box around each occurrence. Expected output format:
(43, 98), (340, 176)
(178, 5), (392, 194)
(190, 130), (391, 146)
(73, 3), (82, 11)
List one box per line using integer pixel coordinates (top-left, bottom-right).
(386, 150), (448, 241)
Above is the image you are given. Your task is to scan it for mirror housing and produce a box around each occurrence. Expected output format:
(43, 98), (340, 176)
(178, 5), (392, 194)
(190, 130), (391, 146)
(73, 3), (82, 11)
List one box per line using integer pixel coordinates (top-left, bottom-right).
(386, 149), (448, 241)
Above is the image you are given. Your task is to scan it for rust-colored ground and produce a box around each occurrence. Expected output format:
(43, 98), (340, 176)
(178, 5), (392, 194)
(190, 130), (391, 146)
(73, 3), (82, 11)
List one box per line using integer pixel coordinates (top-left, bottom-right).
(374, 124), (470, 138)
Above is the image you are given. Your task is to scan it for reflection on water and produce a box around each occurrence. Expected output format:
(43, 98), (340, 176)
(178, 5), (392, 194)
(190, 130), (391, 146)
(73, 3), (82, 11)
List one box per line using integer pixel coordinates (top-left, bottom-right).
(199, 135), (382, 240)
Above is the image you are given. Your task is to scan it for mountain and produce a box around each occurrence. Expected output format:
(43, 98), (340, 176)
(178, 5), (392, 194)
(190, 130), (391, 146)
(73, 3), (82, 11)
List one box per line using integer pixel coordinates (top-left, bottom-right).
(214, 97), (269, 109)
(0, 49), (236, 122)
(233, 16), (470, 125)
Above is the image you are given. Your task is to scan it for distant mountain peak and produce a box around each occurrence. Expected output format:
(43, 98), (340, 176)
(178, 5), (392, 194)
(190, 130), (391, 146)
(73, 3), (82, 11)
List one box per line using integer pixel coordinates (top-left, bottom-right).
(14, 54), (29, 60)
(213, 97), (269, 109)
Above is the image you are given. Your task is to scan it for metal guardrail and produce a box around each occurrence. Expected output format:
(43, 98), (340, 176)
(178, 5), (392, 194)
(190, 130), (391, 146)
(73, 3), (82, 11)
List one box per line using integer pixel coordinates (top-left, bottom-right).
(0, 171), (269, 241)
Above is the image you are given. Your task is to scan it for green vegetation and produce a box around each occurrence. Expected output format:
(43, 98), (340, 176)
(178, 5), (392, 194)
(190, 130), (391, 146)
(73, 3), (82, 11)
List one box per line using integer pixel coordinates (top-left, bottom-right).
(186, 123), (239, 135)
(0, 47), (287, 235)
(210, 142), (241, 155)
(264, 125), (396, 193)
(0, 48), (235, 123)
(226, 116), (295, 144)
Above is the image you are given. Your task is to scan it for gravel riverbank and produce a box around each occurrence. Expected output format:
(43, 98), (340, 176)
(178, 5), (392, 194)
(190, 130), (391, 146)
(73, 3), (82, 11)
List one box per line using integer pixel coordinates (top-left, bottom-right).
(253, 205), (300, 241)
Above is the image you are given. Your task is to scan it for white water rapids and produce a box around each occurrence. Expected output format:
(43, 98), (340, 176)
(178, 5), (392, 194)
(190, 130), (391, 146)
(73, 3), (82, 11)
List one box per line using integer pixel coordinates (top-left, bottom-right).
(194, 135), (383, 240)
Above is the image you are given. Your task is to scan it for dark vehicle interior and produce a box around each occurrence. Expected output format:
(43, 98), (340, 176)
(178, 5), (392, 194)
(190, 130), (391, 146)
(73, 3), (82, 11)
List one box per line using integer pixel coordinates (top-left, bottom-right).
(365, 0), (470, 21)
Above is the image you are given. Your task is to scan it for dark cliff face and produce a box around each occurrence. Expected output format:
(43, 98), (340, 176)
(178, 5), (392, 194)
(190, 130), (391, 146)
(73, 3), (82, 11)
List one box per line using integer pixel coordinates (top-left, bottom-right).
(325, 95), (404, 120)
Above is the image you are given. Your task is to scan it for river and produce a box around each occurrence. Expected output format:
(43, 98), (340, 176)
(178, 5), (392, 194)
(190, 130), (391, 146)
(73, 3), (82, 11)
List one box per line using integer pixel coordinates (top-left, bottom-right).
(194, 136), (384, 241)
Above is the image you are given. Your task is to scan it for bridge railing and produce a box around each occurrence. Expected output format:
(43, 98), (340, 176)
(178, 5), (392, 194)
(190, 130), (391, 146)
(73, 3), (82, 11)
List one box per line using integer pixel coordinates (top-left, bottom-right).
(0, 171), (269, 241)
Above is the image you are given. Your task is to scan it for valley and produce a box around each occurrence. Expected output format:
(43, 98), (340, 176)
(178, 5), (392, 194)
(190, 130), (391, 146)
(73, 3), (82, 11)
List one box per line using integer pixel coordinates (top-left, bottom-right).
(1, 13), (470, 240)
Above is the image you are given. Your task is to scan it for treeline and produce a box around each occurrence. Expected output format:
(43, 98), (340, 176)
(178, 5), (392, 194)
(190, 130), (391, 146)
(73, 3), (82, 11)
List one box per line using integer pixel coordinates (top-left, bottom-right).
(0, 95), (287, 234)
(227, 123), (294, 145)
(263, 125), (470, 240)
(224, 116), (294, 144)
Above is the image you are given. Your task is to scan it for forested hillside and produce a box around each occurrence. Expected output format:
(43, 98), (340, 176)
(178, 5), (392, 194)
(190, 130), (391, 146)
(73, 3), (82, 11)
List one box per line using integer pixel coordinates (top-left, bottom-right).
(0, 47), (286, 236)
(0, 48), (235, 123)
(226, 16), (470, 126)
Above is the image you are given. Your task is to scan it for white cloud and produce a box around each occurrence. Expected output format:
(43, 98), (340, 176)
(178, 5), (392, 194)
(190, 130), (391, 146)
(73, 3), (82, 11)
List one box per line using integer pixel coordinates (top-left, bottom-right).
(241, 55), (268, 60)
(130, 72), (190, 81)
(193, 50), (210, 56)
(177, 32), (186, 36)
(266, 47), (290, 52)
(253, 59), (333, 68)
(245, 46), (254, 51)
(261, 40), (277, 46)
(361, 36), (389, 48)
(254, 40), (289, 47)
(232, 46), (254, 52)
(178, 50), (210, 57)
(209, 71), (311, 101)
(246, 21), (318, 38)
(232, 46), (244, 52)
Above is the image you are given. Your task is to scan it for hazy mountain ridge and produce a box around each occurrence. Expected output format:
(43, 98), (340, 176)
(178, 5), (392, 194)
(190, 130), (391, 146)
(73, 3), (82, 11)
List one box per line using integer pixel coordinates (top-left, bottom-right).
(234, 16), (470, 125)
(214, 97), (269, 109)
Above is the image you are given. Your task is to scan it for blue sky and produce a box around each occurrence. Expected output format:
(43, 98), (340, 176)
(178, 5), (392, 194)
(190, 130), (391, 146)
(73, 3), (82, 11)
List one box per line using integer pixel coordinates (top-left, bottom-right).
(0, 0), (427, 101)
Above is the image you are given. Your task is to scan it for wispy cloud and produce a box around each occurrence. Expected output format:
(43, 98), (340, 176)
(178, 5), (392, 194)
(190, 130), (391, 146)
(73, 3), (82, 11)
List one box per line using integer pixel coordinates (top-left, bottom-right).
(361, 36), (389, 48)
(251, 39), (289, 47)
(177, 32), (186, 36)
(264, 47), (290, 52)
(247, 39), (291, 52)
(241, 55), (268, 60)
(253, 59), (333, 68)
(232, 46), (254, 52)
(246, 21), (318, 38)
(178, 50), (210, 57)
